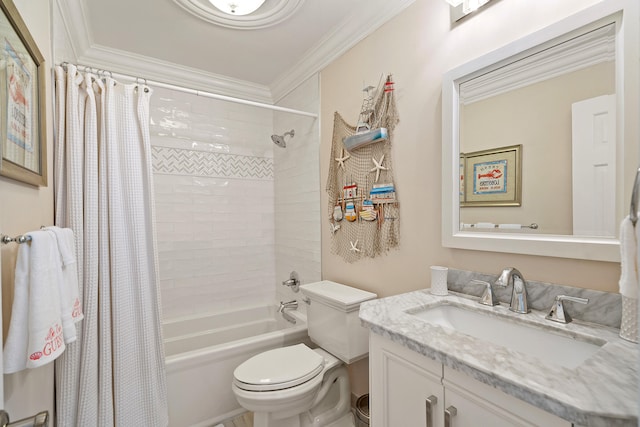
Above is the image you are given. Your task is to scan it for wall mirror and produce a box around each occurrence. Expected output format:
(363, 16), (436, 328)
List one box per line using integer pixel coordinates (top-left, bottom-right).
(442, 0), (638, 262)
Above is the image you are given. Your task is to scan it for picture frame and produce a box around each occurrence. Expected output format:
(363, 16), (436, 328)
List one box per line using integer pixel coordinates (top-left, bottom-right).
(461, 144), (521, 207)
(0, 0), (46, 186)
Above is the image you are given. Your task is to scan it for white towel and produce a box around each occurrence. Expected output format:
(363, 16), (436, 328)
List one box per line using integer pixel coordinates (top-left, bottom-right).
(45, 226), (83, 343)
(619, 216), (639, 300)
(498, 224), (522, 230)
(3, 231), (66, 373)
(475, 222), (495, 229)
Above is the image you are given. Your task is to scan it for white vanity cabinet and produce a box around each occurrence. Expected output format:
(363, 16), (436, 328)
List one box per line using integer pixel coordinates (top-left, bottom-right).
(369, 333), (444, 427)
(369, 333), (571, 427)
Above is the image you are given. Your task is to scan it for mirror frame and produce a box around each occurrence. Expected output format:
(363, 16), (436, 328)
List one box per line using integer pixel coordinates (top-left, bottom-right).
(442, 0), (639, 262)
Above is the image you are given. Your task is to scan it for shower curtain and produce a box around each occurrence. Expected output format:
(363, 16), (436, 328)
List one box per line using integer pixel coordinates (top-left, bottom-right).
(53, 64), (168, 426)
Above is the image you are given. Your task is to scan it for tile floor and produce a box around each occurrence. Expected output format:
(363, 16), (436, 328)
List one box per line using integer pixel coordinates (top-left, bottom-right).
(217, 411), (357, 427)
(218, 412), (253, 427)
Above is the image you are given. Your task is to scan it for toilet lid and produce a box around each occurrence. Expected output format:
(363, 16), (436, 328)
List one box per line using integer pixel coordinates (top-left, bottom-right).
(234, 344), (325, 392)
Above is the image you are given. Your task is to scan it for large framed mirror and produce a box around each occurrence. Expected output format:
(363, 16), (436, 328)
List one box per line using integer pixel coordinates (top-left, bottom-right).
(442, 0), (639, 262)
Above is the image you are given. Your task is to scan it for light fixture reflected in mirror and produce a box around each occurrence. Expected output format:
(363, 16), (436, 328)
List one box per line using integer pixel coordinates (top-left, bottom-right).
(447, 0), (493, 21)
(208, 0), (266, 15)
(463, 0), (490, 13)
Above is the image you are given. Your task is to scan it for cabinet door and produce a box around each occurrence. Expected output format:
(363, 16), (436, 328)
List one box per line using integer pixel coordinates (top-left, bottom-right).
(370, 334), (444, 427)
(443, 367), (571, 427)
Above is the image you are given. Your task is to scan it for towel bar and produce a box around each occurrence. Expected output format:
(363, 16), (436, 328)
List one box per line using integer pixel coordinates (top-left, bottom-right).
(0, 234), (32, 245)
(0, 226), (48, 245)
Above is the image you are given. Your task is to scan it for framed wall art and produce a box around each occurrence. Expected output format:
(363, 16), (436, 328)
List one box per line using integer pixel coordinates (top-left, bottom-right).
(461, 144), (521, 207)
(0, 0), (46, 186)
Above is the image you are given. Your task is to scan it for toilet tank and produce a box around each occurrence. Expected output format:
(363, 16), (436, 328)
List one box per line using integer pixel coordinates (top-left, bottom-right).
(300, 281), (377, 364)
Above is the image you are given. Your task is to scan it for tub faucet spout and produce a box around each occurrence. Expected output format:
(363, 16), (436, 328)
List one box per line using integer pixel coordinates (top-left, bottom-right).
(278, 300), (298, 324)
(494, 267), (530, 314)
(278, 300), (298, 313)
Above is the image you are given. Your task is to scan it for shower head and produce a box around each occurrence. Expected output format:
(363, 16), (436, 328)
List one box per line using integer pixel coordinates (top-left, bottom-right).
(271, 129), (295, 148)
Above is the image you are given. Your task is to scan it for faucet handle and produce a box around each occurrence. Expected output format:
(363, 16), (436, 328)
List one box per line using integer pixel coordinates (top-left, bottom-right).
(470, 280), (499, 306)
(281, 271), (300, 292)
(545, 295), (589, 324)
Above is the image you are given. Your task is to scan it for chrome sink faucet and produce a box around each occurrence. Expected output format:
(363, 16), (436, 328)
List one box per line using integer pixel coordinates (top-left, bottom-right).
(494, 267), (530, 314)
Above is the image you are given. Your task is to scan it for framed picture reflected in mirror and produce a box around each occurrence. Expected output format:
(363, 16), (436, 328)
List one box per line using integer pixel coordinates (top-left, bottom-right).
(461, 144), (522, 207)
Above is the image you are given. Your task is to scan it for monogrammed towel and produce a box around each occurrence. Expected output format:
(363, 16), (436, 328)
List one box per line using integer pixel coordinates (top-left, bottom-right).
(4, 231), (66, 373)
(45, 226), (83, 343)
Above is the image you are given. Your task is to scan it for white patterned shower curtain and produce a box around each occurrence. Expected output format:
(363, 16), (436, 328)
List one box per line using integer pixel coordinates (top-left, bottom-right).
(53, 64), (168, 426)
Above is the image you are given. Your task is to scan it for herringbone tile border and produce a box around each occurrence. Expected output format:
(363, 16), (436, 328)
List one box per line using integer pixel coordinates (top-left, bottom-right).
(152, 146), (273, 180)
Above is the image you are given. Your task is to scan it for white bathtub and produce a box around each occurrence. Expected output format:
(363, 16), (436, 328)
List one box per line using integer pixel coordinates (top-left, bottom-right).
(164, 304), (309, 427)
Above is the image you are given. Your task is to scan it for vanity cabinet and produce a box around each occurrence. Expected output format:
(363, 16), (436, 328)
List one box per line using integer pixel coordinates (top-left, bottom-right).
(369, 333), (444, 426)
(369, 333), (571, 427)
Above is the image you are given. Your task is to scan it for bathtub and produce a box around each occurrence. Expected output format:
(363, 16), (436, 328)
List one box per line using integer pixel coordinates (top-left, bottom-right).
(164, 304), (310, 427)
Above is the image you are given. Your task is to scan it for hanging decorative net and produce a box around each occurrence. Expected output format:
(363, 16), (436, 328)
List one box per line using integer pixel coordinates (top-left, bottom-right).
(326, 74), (400, 263)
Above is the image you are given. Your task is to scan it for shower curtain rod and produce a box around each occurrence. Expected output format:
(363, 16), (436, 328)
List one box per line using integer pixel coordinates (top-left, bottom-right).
(60, 63), (319, 118)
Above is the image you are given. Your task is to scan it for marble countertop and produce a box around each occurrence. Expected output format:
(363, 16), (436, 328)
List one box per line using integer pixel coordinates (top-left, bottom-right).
(359, 290), (638, 427)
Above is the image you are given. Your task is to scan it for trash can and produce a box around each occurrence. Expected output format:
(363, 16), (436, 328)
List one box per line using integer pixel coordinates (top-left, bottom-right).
(355, 393), (370, 427)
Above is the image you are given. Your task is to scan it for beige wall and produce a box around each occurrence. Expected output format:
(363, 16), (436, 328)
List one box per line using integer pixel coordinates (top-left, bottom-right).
(0, 0), (55, 419)
(321, 0), (622, 299)
(320, 0), (627, 395)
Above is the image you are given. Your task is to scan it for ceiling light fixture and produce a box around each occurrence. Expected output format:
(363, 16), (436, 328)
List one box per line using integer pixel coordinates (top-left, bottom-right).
(174, 0), (305, 30)
(208, 0), (267, 15)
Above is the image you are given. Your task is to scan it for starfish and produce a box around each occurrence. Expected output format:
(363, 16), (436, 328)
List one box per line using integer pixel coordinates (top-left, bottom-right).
(335, 148), (350, 170)
(330, 222), (341, 234)
(349, 240), (361, 253)
(370, 154), (388, 182)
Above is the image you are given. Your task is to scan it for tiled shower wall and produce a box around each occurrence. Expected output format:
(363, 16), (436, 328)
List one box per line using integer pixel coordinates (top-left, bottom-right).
(274, 77), (322, 306)
(150, 88), (277, 320)
(150, 76), (321, 321)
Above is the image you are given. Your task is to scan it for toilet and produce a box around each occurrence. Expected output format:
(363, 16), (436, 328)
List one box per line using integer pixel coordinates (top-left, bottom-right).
(232, 281), (377, 427)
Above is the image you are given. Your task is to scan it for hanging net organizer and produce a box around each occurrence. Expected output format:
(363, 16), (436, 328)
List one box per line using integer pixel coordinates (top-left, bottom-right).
(326, 74), (400, 263)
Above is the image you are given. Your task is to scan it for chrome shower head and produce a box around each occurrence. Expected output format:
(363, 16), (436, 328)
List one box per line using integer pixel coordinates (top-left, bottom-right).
(271, 134), (286, 148)
(271, 129), (295, 148)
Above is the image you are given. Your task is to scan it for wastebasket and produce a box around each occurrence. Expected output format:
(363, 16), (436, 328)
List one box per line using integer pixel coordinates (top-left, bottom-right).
(355, 394), (369, 427)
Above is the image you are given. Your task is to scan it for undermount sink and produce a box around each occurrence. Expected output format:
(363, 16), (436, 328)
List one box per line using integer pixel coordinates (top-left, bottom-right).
(408, 304), (605, 369)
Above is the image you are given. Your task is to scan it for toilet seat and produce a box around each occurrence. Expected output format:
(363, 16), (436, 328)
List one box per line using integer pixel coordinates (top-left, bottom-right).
(233, 344), (325, 392)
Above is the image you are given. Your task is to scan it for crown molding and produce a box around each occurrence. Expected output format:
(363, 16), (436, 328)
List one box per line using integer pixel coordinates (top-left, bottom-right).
(56, 0), (272, 101)
(55, 0), (93, 58)
(77, 44), (273, 102)
(460, 23), (615, 105)
(270, 0), (417, 102)
(57, 0), (417, 103)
